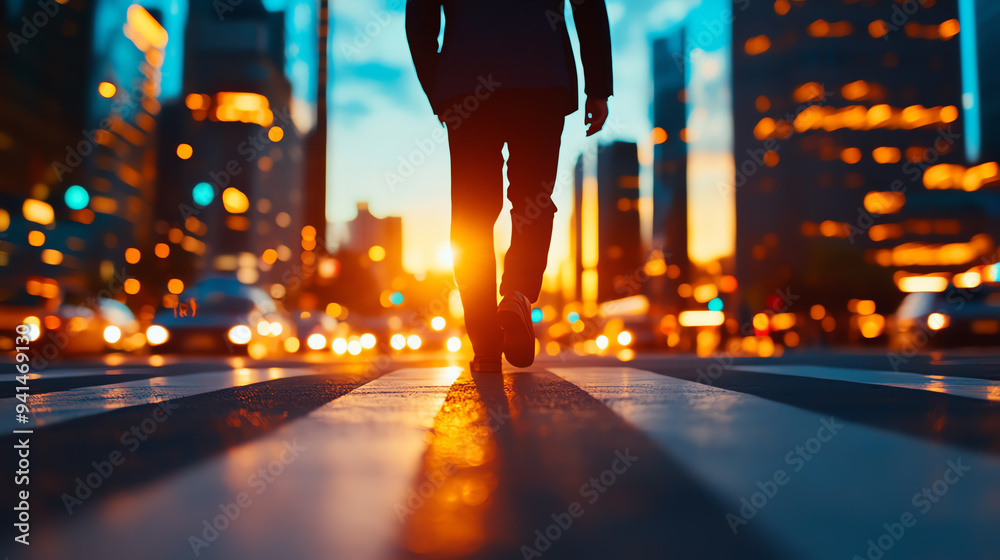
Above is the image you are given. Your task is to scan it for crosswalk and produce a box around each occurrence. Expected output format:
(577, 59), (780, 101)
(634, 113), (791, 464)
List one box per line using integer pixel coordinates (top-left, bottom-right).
(0, 367), (320, 431)
(3, 359), (999, 560)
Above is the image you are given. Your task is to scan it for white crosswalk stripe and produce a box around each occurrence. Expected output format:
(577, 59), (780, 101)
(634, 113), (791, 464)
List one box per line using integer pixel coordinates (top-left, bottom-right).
(0, 367), (320, 432)
(26, 367), (462, 560)
(732, 364), (1000, 401)
(548, 367), (1000, 560)
(14, 364), (1000, 560)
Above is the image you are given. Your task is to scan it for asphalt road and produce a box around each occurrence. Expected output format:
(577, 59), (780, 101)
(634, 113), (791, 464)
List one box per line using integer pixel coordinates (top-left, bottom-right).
(2, 349), (999, 560)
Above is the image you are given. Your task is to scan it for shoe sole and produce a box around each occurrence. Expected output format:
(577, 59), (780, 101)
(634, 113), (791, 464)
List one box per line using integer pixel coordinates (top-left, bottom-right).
(498, 299), (535, 368)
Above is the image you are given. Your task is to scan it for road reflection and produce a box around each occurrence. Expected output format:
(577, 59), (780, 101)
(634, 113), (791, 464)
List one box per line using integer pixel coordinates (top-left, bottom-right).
(402, 371), (515, 557)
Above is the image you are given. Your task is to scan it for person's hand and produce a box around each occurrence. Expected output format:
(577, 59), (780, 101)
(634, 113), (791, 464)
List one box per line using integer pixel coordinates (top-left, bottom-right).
(585, 97), (609, 136)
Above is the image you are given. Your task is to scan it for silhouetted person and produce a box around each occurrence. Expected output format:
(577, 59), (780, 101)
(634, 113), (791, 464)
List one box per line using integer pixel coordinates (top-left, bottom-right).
(406, 0), (612, 371)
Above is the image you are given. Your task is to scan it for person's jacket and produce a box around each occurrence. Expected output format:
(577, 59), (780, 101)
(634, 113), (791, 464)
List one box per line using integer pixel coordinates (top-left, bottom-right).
(405, 0), (613, 115)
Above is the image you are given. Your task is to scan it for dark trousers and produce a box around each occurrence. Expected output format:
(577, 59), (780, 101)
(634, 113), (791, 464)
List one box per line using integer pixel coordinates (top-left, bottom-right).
(446, 93), (565, 358)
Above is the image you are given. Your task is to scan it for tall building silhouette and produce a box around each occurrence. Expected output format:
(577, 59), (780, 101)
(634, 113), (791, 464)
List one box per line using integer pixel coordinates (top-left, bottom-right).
(650, 31), (690, 311)
(304, 0), (330, 247)
(345, 201), (404, 285)
(0, 1), (98, 293)
(732, 0), (998, 330)
(573, 142), (642, 304)
(974, 0), (1000, 163)
(154, 0), (305, 298)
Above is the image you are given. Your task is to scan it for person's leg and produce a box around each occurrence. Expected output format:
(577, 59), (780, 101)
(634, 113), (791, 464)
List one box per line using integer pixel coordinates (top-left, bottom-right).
(448, 112), (506, 358)
(499, 108), (565, 303)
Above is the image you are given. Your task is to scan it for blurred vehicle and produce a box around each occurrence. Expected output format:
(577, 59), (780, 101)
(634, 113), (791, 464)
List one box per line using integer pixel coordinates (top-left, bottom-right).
(0, 289), (56, 349)
(60, 296), (144, 353)
(0, 288), (142, 354)
(292, 310), (338, 352)
(889, 283), (1000, 349)
(148, 277), (294, 356)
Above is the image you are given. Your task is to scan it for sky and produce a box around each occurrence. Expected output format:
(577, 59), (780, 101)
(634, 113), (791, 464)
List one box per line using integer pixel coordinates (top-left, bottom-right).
(325, 0), (736, 274)
(83, 0), (735, 275)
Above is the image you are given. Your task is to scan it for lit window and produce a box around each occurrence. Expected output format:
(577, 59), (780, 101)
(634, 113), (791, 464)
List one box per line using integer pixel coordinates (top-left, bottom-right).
(98, 82), (117, 98)
(744, 35), (771, 56)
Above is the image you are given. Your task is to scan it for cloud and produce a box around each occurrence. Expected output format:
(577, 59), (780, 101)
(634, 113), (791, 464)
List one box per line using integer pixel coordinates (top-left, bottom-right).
(648, 0), (701, 30)
(349, 61), (404, 83)
(332, 99), (372, 127)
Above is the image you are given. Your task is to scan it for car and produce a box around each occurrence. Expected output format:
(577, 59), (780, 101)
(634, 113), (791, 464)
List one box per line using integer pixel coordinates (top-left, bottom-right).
(292, 310), (339, 352)
(889, 283), (1000, 349)
(0, 289), (56, 350)
(147, 277), (294, 357)
(0, 287), (143, 355)
(58, 296), (144, 353)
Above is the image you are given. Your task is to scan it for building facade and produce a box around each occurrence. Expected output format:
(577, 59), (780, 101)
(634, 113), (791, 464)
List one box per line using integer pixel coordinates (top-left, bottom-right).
(732, 0), (998, 338)
(153, 0), (306, 304)
(650, 31), (690, 312)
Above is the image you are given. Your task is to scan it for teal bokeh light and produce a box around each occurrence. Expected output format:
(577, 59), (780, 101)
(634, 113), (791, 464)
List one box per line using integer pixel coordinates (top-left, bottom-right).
(192, 182), (215, 207)
(64, 185), (89, 210)
(531, 308), (543, 323)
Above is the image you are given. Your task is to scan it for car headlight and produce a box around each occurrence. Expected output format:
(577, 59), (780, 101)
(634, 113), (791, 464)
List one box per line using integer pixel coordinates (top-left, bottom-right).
(146, 325), (169, 345)
(390, 334), (406, 350)
(21, 317), (41, 341)
(306, 333), (327, 350)
(406, 334), (422, 350)
(228, 325), (252, 344)
(103, 325), (122, 344)
(927, 313), (950, 331)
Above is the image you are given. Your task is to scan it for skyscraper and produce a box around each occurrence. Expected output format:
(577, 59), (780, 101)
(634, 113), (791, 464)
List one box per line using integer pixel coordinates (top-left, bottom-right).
(573, 142), (643, 304)
(345, 201), (404, 286)
(83, 4), (169, 309)
(304, 0), (330, 247)
(650, 31), (690, 311)
(732, 0), (997, 335)
(154, 0), (305, 300)
(973, 0), (1000, 163)
(0, 0), (97, 292)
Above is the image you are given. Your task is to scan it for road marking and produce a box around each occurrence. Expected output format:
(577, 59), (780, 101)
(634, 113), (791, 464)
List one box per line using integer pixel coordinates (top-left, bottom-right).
(549, 367), (1000, 560)
(30, 367), (462, 560)
(732, 364), (1000, 401)
(0, 367), (319, 431)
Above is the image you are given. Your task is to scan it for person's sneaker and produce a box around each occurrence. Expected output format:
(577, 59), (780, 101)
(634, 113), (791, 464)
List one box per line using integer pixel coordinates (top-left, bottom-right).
(497, 291), (535, 367)
(470, 356), (502, 372)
